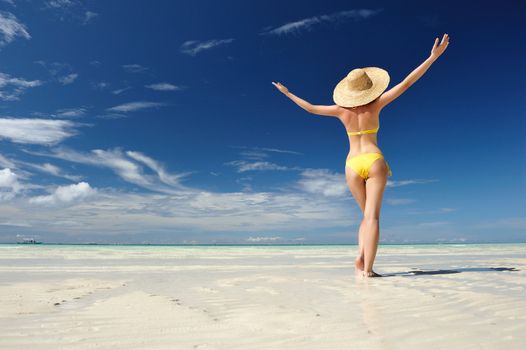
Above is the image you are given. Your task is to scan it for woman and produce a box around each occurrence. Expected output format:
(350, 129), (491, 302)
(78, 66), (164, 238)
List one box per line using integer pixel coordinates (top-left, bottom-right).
(272, 34), (450, 278)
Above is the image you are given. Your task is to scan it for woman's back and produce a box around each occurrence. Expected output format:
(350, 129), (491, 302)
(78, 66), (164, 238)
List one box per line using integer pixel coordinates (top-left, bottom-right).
(339, 100), (383, 156)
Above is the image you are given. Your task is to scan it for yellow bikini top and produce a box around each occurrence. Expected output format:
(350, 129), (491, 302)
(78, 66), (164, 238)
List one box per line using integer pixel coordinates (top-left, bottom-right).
(347, 125), (380, 136)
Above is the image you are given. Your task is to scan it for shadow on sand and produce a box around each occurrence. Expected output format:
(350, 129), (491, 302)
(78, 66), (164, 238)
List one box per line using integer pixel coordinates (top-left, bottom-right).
(381, 267), (519, 277)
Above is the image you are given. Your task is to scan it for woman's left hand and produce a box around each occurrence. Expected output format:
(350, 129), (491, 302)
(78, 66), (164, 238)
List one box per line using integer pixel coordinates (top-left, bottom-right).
(271, 81), (289, 94)
(430, 33), (450, 59)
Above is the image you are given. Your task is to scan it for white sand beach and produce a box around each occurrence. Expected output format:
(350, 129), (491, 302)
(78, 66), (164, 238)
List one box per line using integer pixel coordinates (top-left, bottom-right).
(1, 243), (525, 349)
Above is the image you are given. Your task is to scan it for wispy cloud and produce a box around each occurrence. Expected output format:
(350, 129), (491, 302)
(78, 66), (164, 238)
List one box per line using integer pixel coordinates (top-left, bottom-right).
(122, 64), (148, 73)
(55, 107), (87, 118)
(31, 107), (88, 119)
(226, 146), (303, 172)
(385, 198), (417, 205)
(42, 0), (97, 25)
(145, 83), (183, 91)
(83, 11), (98, 25)
(91, 81), (110, 90)
(224, 146), (304, 173)
(180, 38), (235, 56)
(226, 160), (292, 173)
(44, 0), (76, 9)
(0, 71), (42, 101)
(25, 147), (192, 193)
(246, 236), (283, 242)
(0, 0), (15, 7)
(439, 207), (456, 212)
(0, 11), (30, 48)
(112, 86), (132, 95)
(386, 179), (438, 188)
(0, 117), (80, 145)
(126, 151), (193, 187)
(57, 73), (78, 85)
(0, 153), (15, 168)
(260, 9), (383, 36)
(34, 60), (78, 86)
(257, 147), (302, 155)
(16, 161), (81, 181)
(230, 145), (302, 158)
(106, 101), (166, 113)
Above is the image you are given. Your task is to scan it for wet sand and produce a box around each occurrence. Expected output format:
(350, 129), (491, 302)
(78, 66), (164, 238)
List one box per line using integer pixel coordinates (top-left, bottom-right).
(1, 243), (525, 349)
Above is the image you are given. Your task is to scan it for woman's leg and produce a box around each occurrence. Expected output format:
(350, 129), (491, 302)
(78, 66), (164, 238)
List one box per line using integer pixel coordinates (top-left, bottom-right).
(362, 159), (389, 275)
(345, 166), (366, 271)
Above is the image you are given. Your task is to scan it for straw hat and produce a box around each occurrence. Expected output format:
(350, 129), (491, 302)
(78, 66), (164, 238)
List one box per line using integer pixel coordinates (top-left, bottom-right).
(333, 67), (390, 107)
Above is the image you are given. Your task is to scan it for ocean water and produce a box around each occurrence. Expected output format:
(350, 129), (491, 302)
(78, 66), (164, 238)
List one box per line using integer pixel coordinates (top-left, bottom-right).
(1, 242), (524, 274)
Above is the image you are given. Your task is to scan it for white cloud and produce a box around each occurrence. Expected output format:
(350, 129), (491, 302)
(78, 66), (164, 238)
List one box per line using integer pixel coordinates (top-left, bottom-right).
(0, 167), (21, 200)
(91, 149), (152, 186)
(230, 145), (302, 159)
(0, 221), (32, 227)
(33, 61), (79, 87)
(45, 0), (75, 9)
(439, 207), (456, 212)
(91, 81), (109, 89)
(106, 101), (165, 113)
(27, 147), (191, 193)
(126, 150), (192, 187)
(0, 11), (30, 47)
(29, 181), (95, 205)
(145, 83), (182, 91)
(246, 236), (283, 242)
(226, 160), (291, 172)
(226, 146), (302, 172)
(385, 198), (417, 205)
(43, 0), (97, 25)
(112, 86), (132, 95)
(0, 153), (15, 168)
(296, 168), (348, 197)
(17, 161), (81, 181)
(260, 9), (383, 36)
(55, 107), (87, 118)
(180, 38), (235, 56)
(57, 73), (78, 85)
(83, 11), (98, 25)
(0, 117), (79, 145)
(0, 71), (42, 101)
(257, 147), (302, 155)
(0, 0), (15, 7)
(0, 186), (356, 238)
(122, 64), (148, 73)
(386, 179), (438, 188)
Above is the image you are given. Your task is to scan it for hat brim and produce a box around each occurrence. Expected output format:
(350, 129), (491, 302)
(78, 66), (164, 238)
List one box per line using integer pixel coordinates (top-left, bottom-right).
(332, 67), (390, 107)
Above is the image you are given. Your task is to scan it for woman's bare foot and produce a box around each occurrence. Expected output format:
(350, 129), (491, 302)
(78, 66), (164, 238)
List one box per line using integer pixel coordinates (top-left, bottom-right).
(354, 256), (364, 277)
(362, 270), (382, 278)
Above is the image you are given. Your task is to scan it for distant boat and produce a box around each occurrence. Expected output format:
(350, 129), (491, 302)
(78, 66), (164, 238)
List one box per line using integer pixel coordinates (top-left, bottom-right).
(17, 238), (42, 244)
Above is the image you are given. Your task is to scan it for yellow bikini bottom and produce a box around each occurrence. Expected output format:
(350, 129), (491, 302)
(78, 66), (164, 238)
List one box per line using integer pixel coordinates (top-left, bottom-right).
(345, 152), (393, 180)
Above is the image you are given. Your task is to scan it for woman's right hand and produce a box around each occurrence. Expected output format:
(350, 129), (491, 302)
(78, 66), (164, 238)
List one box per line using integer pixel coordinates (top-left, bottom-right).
(271, 81), (289, 94)
(430, 33), (450, 59)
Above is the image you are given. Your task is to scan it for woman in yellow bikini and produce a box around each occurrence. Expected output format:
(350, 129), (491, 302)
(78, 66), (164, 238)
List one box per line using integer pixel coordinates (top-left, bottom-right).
(272, 34), (449, 278)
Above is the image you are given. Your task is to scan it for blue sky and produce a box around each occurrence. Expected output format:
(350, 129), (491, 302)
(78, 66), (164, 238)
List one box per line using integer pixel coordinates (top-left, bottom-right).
(0, 0), (524, 244)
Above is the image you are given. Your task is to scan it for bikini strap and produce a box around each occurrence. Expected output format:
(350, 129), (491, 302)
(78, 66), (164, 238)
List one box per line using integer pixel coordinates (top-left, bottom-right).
(347, 126), (380, 136)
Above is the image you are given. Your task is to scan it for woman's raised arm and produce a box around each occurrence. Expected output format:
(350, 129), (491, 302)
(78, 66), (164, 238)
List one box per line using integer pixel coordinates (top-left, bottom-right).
(376, 33), (450, 109)
(271, 81), (342, 118)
